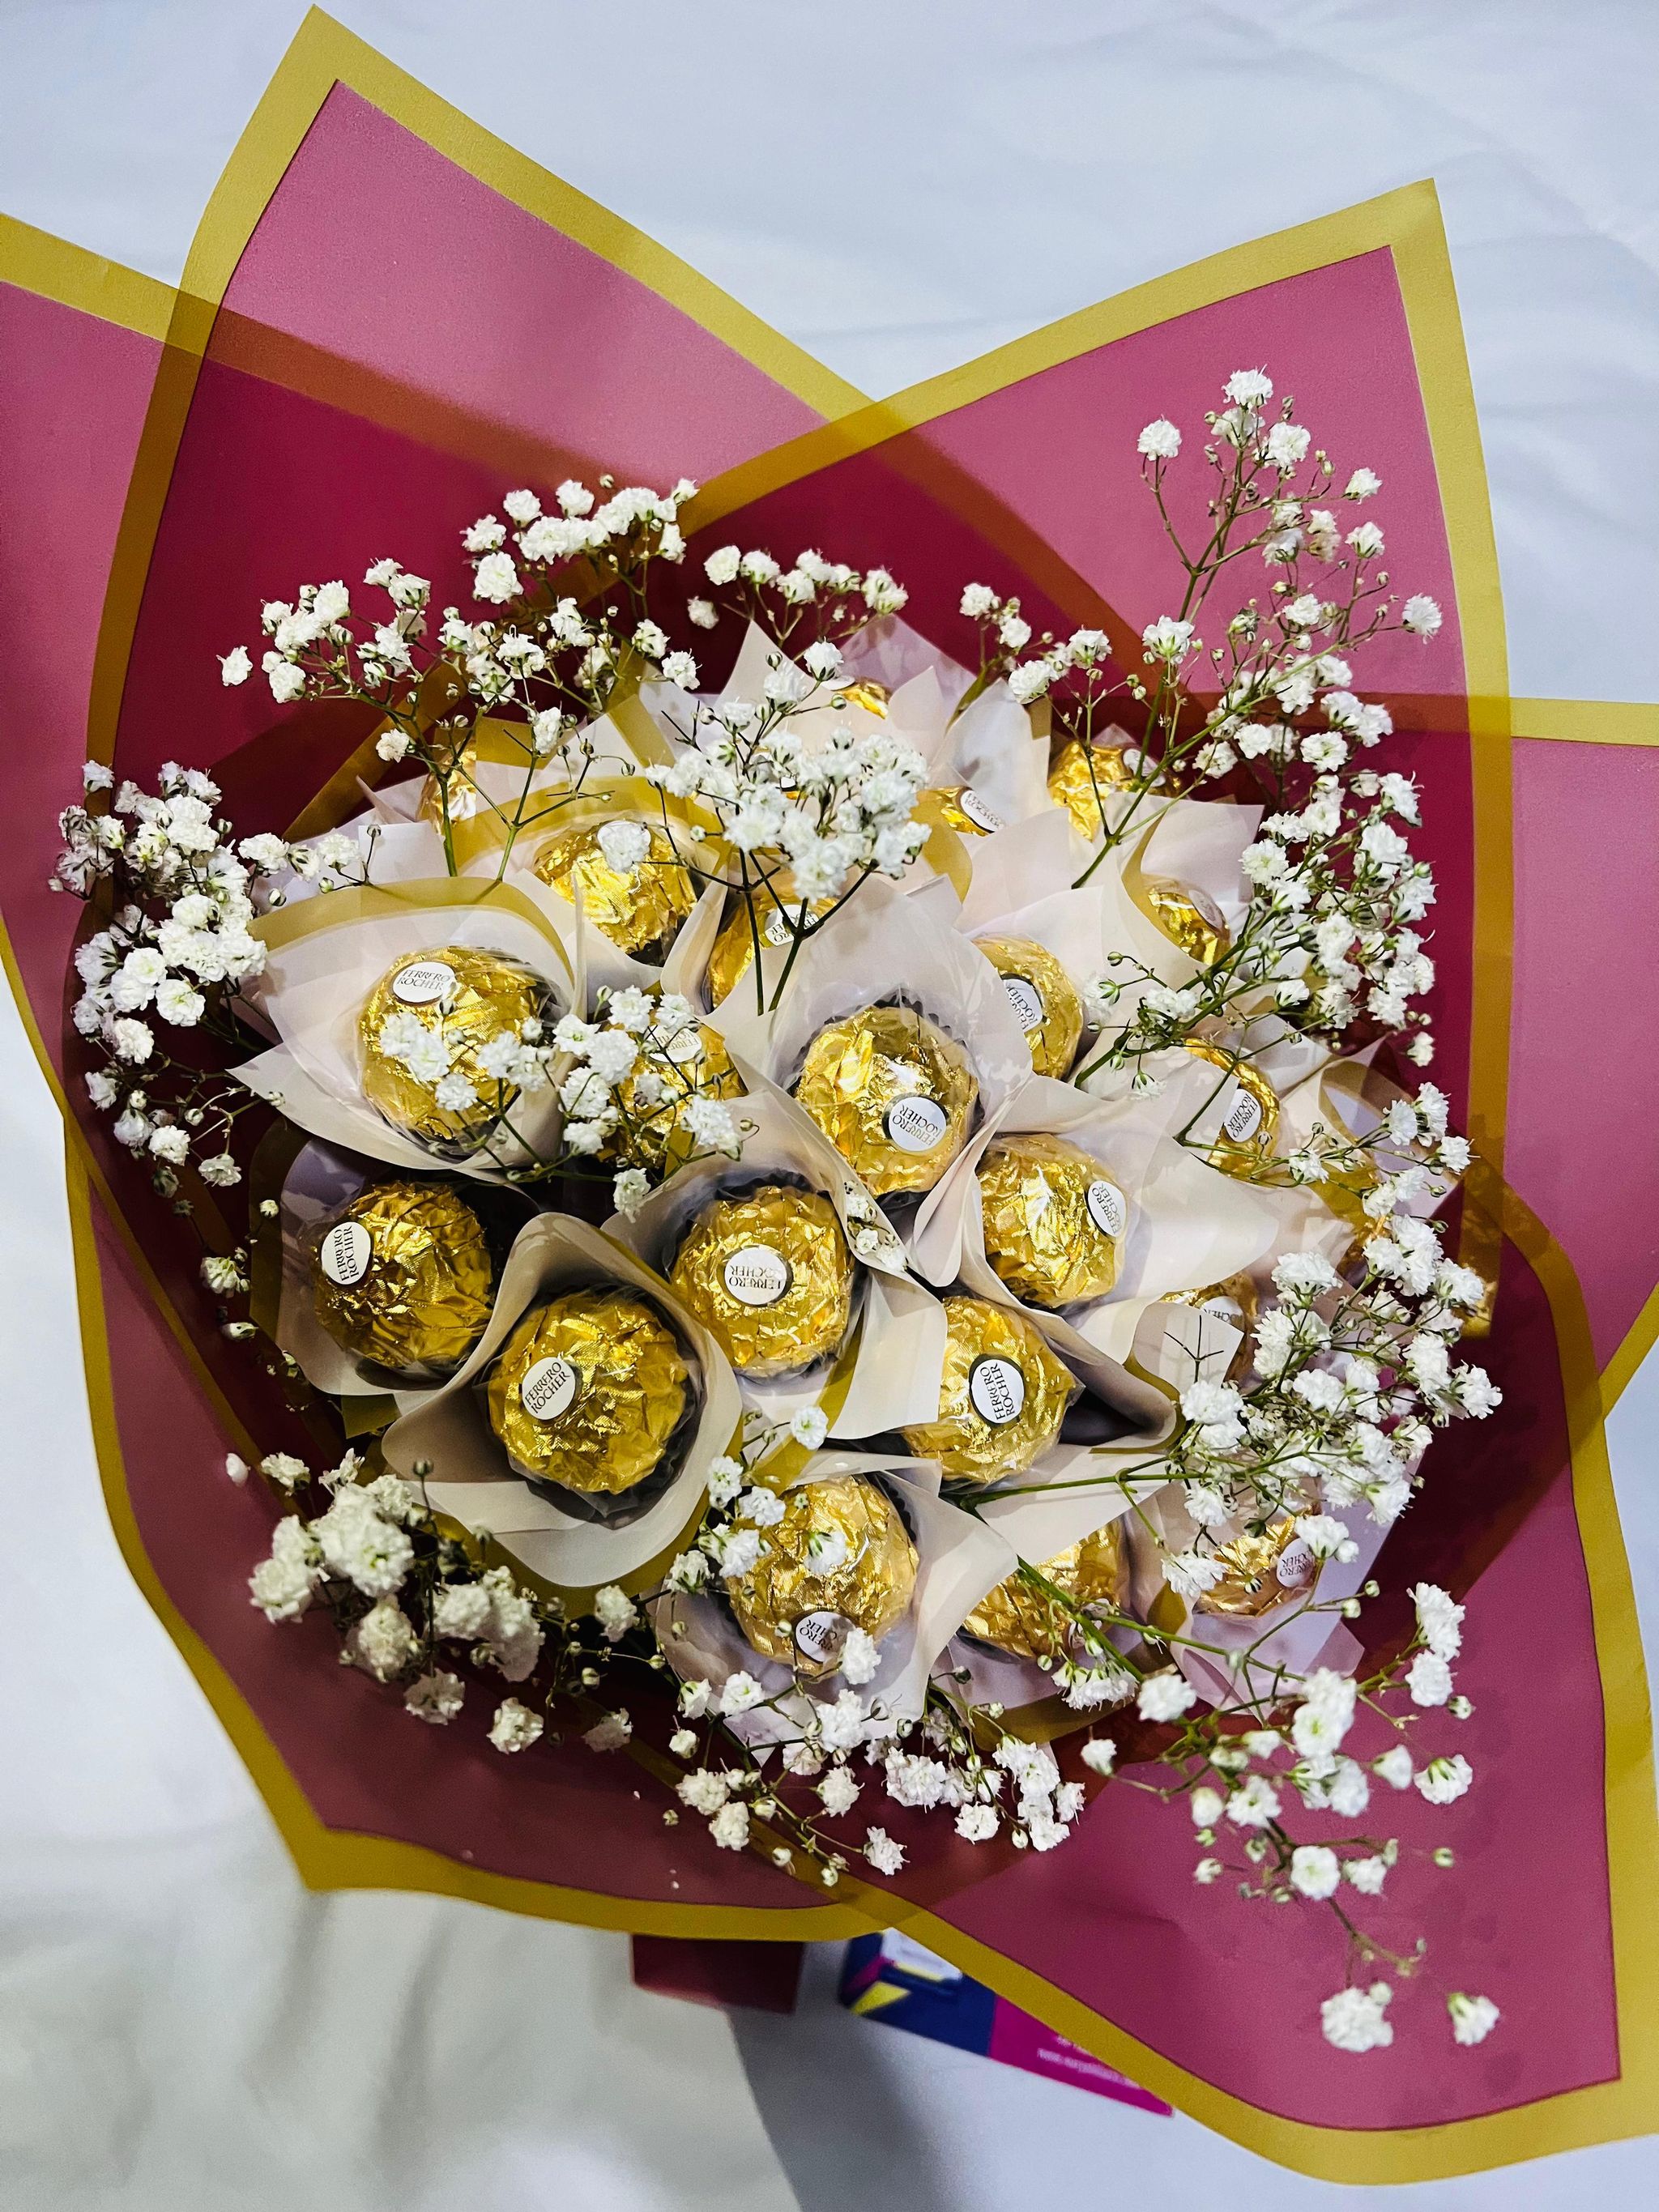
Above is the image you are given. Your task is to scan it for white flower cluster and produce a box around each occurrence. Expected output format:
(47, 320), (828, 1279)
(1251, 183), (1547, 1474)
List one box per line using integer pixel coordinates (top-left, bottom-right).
(647, 637), (929, 915)
(663, 1649), (1087, 1877)
(62, 763), (300, 1188)
(957, 585), (1116, 708)
(1169, 1225), (1499, 1533)
(1163, 1588), (1492, 2052)
(697, 542), (907, 634)
(218, 481), (702, 839)
(552, 987), (744, 1178)
(247, 1452), (548, 1736)
(1086, 761), (1439, 1075)
(374, 999), (555, 1125)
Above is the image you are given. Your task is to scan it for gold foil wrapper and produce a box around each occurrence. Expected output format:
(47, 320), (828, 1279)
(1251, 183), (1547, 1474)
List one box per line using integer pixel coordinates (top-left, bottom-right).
(839, 680), (890, 717)
(1194, 1517), (1316, 1618)
(1166, 1271), (1259, 1383)
(417, 727), (479, 828)
(962, 1519), (1129, 1662)
(531, 820), (697, 959)
(608, 1022), (746, 1175)
(486, 1288), (689, 1495)
(726, 1472), (917, 1677)
(902, 1294), (1074, 1486)
(977, 1134), (1127, 1309)
(915, 784), (1007, 838)
(975, 936), (1084, 1078)
(1184, 1043), (1281, 1176)
(794, 1004), (978, 1197)
(669, 1185), (854, 1379)
(707, 880), (836, 1008)
(1047, 738), (1137, 840)
(309, 1178), (495, 1376)
(1145, 876), (1230, 965)
(358, 944), (548, 1157)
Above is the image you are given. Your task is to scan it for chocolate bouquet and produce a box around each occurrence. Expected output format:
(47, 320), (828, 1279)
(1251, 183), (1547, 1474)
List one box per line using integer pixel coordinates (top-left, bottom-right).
(4, 15), (1653, 2182)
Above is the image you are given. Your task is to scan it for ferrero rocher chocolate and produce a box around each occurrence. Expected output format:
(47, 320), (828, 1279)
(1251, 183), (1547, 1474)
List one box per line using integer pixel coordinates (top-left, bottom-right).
(902, 1294), (1074, 1486)
(707, 882), (835, 1008)
(977, 1134), (1128, 1309)
(726, 1472), (917, 1677)
(915, 784), (1007, 838)
(358, 944), (548, 1157)
(531, 820), (697, 960)
(1145, 876), (1230, 965)
(485, 1288), (689, 1495)
(1047, 737), (1138, 840)
(669, 1185), (854, 1379)
(975, 936), (1085, 1078)
(608, 1023), (746, 1174)
(838, 680), (890, 717)
(962, 1519), (1129, 1662)
(417, 727), (478, 828)
(1175, 1272), (1259, 1330)
(309, 1179), (494, 1377)
(793, 1004), (978, 1197)
(1193, 1517), (1316, 1618)
(1166, 1272), (1260, 1383)
(1184, 1042), (1281, 1176)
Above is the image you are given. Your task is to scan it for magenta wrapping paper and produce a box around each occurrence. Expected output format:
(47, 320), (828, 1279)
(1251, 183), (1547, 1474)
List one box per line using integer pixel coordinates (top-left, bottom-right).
(2, 19), (1653, 2179)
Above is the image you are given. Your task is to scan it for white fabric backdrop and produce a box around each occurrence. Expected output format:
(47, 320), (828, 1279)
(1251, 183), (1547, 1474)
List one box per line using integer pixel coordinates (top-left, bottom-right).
(2, 4), (1656, 2206)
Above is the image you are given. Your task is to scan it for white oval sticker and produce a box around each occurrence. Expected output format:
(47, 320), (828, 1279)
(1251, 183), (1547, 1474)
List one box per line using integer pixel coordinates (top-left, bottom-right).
(969, 1354), (1027, 1427)
(763, 905), (804, 948)
(1197, 1293), (1245, 1327)
(1276, 1536), (1316, 1589)
(392, 959), (457, 1007)
(1085, 1178), (1126, 1239)
(520, 1355), (578, 1421)
(319, 1219), (373, 1286)
(1000, 973), (1045, 1033)
(722, 1244), (793, 1307)
(885, 1095), (949, 1153)
(957, 786), (1006, 833)
(1222, 1086), (1265, 1144)
(792, 1609), (853, 1668)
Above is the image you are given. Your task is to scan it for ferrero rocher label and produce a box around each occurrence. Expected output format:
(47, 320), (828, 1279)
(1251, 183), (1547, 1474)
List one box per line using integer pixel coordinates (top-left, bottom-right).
(485, 1288), (689, 1494)
(1184, 1042), (1281, 1176)
(902, 1294), (1074, 1486)
(309, 1179), (495, 1377)
(915, 784), (1007, 838)
(975, 936), (1085, 1078)
(962, 1519), (1129, 1662)
(608, 1022), (746, 1174)
(1194, 1517), (1316, 1618)
(358, 944), (548, 1157)
(793, 1004), (978, 1196)
(1047, 737), (1138, 840)
(977, 1134), (1127, 1308)
(669, 1185), (854, 1379)
(532, 820), (697, 959)
(1145, 876), (1230, 965)
(707, 881), (836, 1008)
(726, 1472), (917, 1677)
